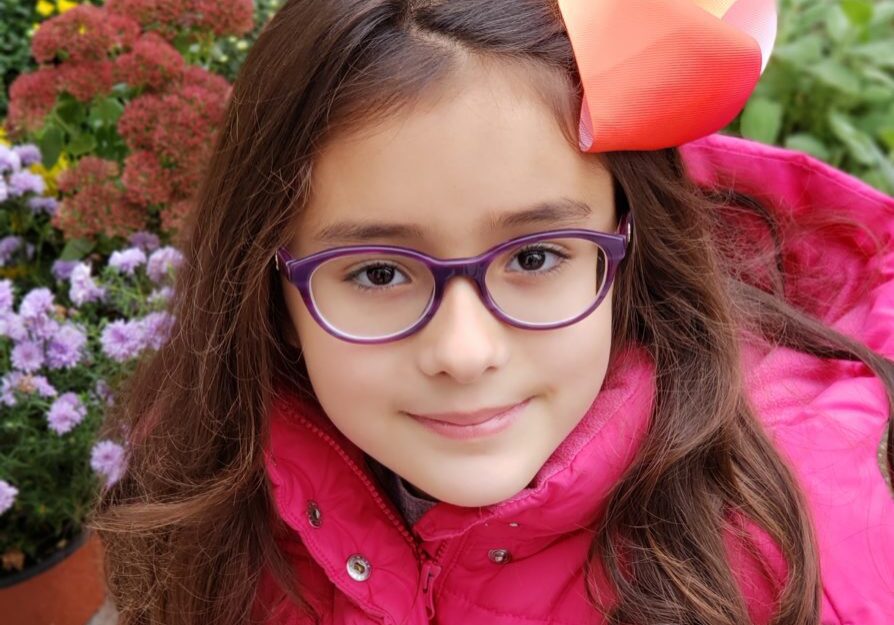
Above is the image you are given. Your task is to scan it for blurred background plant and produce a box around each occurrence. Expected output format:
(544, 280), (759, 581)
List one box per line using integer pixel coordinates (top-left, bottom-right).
(0, 141), (182, 575)
(727, 0), (894, 194)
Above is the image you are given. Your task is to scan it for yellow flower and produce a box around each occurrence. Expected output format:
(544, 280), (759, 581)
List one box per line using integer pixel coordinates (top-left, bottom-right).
(57, 0), (79, 13)
(0, 127), (9, 146)
(30, 152), (70, 197)
(36, 0), (55, 17)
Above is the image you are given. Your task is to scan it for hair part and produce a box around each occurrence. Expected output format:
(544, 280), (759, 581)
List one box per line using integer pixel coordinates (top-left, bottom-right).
(91, 1), (894, 624)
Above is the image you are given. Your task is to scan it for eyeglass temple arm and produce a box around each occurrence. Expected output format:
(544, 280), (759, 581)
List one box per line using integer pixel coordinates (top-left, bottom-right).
(619, 211), (634, 249)
(274, 247), (295, 273)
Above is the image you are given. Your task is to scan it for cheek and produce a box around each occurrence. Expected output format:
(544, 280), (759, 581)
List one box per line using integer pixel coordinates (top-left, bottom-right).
(285, 286), (399, 416)
(523, 295), (614, 395)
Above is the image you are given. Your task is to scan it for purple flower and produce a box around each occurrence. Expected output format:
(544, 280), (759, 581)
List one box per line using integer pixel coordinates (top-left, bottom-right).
(108, 247), (147, 275)
(0, 312), (27, 342)
(19, 288), (54, 322)
(1, 372), (57, 407)
(7, 170), (46, 197)
(19, 287), (57, 339)
(128, 231), (160, 252)
(94, 379), (115, 406)
(30, 374), (57, 397)
(0, 480), (18, 516)
(100, 319), (146, 362)
(52, 259), (79, 281)
(11, 340), (44, 372)
(46, 323), (87, 369)
(0, 180), (7, 203)
(147, 247), (183, 284)
(69, 262), (105, 306)
(0, 236), (22, 266)
(140, 311), (175, 350)
(0, 145), (22, 173)
(27, 196), (58, 216)
(0, 279), (13, 313)
(148, 286), (173, 305)
(90, 440), (126, 485)
(45, 392), (87, 435)
(12, 144), (41, 167)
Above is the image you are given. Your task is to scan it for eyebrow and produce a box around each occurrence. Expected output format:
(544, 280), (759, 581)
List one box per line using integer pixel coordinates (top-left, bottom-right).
(313, 198), (593, 243)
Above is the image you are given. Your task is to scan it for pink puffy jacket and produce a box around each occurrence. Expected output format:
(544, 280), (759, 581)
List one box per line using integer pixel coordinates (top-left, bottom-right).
(261, 134), (894, 625)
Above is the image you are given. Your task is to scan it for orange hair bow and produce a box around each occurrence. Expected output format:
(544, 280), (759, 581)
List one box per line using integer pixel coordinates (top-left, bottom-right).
(557, 0), (777, 152)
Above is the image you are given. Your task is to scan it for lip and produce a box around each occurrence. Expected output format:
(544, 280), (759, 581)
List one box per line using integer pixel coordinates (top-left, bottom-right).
(407, 397), (531, 440)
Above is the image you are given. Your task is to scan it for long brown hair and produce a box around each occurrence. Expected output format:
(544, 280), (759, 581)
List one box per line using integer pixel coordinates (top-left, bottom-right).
(90, 1), (894, 624)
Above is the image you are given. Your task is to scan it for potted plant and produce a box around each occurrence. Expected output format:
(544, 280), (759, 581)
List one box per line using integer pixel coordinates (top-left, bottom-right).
(0, 140), (182, 624)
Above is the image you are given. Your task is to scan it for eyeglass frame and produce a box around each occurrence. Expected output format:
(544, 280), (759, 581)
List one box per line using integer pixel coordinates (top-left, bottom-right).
(274, 212), (634, 344)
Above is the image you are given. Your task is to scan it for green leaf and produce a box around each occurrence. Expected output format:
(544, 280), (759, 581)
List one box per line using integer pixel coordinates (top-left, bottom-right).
(56, 94), (86, 127)
(829, 111), (881, 166)
(785, 133), (831, 161)
(880, 128), (894, 151)
(851, 40), (894, 68)
(826, 6), (854, 42)
(772, 34), (824, 66)
(88, 97), (125, 128)
(740, 98), (784, 145)
(59, 238), (95, 262)
(840, 0), (874, 26)
(808, 59), (862, 95)
(37, 126), (65, 169)
(68, 132), (97, 156)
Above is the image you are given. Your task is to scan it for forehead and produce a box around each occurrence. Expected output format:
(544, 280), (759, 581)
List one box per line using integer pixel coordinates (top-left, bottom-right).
(297, 60), (614, 253)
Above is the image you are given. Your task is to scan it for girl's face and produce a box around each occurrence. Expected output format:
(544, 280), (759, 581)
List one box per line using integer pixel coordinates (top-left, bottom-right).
(281, 62), (617, 507)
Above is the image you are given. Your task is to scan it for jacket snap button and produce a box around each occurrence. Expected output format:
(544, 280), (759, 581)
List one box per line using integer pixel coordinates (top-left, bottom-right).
(306, 501), (322, 528)
(488, 548), (512, 564)
(346, 554), (372, 581)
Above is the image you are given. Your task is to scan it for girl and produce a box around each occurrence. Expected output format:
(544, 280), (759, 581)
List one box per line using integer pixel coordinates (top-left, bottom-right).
(92, 1), (894, 624)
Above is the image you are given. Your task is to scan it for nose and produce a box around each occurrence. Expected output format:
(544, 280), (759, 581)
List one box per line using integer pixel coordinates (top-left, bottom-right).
(415, 277), (509, 383)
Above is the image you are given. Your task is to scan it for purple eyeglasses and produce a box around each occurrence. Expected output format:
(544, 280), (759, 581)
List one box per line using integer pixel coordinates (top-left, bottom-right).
(275, 213), (633, 344)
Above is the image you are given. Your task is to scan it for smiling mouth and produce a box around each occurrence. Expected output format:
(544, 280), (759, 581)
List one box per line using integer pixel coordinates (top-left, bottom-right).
(406, 398), (529, 427)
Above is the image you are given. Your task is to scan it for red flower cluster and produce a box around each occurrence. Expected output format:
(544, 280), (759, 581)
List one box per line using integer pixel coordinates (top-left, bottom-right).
(53, 157), (147, 240)
(31, 4), (140, 64)
(117, 66), (229, 231)
(106, 0), (254, 39)
(59, 60), (116, 102)
(7, 0), (237, 240)
(114, 33), (185, 90)
(7, 68), (60, 133)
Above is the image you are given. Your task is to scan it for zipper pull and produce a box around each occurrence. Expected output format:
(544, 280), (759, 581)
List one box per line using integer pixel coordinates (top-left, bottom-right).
(420, 559), (442, 620)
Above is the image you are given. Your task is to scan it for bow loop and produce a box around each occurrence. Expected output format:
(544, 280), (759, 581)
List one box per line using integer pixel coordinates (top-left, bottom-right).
(558, 0), (777, 152)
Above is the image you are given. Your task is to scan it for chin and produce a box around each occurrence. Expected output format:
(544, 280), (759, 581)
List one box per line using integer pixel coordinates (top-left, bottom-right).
(427, 471), (536, 507)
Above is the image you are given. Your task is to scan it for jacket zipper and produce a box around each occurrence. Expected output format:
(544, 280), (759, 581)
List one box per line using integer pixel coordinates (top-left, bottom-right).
(420, 540), (448, 620)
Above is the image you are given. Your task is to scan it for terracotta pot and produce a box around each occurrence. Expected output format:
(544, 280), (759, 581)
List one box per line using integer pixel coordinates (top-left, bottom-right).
(0, 530), (106, 625)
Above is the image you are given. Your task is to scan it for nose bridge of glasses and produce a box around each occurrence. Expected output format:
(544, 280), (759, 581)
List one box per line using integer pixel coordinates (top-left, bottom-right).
(434, 257), (490, 293)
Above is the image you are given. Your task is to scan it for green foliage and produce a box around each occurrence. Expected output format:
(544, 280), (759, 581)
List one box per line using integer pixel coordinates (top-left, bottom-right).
(0, 0), (38, 120)
(726, 0), (894, 194)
